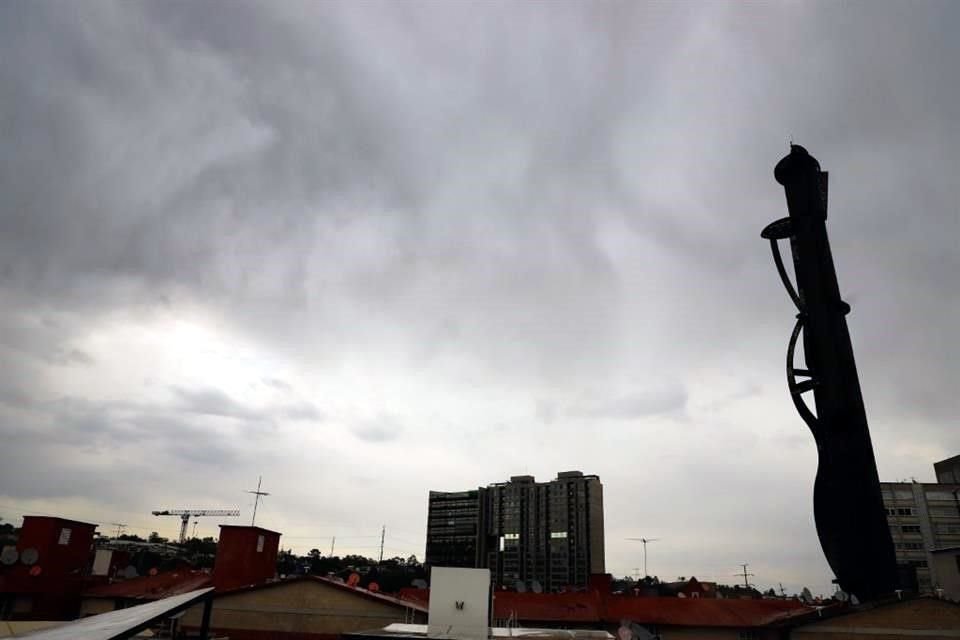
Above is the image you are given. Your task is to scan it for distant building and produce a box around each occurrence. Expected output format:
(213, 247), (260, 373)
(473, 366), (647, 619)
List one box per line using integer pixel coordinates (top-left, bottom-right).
(934, 455), (960, 484)
(425, 471), (604, 591)
(880, 481), (960, 593)
(426, 490), (488, 569)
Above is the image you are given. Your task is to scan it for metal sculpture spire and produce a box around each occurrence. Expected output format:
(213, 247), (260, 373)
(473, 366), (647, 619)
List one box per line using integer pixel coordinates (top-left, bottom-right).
(761, 145), (899, 600)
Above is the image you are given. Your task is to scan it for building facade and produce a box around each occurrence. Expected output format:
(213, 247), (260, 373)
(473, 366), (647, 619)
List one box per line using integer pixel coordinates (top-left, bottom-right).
(934, 455), (960, 484)
(880, 481), (960, 593)
(426, 471), (604, 592)
(425, 489), (488, 569)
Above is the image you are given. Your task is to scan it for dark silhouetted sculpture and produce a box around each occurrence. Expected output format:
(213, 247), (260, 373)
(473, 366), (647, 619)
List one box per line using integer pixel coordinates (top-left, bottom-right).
(762, 145), (898, 601)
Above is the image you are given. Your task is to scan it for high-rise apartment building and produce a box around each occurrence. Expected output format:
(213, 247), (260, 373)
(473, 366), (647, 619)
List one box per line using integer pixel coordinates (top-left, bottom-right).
(880, 480), (960, 593)
(425, 489), (488, 568)
(425, 471), (604, 592)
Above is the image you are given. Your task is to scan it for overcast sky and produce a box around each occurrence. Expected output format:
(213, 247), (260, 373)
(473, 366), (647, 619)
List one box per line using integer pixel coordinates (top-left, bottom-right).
(1, 1), (958, 596)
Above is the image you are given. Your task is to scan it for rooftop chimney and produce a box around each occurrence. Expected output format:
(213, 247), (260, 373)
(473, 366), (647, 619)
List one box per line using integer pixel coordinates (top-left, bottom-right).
(213, 525), (281, 591)
(3, 516), (97, 580)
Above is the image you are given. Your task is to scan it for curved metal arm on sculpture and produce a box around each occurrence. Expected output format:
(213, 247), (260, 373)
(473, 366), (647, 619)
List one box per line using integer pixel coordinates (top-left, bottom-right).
(761, 218), (802, 311)
(786, 316), (819, 438)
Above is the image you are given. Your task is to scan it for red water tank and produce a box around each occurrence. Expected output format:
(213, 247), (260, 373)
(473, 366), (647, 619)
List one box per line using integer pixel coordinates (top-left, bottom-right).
(212, 525), (281, 591)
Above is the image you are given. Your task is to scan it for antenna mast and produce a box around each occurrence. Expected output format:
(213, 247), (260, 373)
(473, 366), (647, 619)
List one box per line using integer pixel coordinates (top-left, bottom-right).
(247, 476), (270, 526)
(737, 563), (755, 588)
(379, 525), (386, 564)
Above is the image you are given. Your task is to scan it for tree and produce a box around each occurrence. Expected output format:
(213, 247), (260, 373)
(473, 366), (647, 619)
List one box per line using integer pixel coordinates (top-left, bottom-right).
(309, 548), (321, 559)
(148, 531), (168, 544)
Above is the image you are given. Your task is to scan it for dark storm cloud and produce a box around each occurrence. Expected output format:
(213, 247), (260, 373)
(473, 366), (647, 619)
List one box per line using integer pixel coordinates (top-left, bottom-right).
(0, 1), (958, 588)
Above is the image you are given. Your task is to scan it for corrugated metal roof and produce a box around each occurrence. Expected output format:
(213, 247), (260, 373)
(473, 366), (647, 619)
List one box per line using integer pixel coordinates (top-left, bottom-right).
(604, 595), (808, 627)
(399, 588), (810, 628)
(23, 588), (213, 640)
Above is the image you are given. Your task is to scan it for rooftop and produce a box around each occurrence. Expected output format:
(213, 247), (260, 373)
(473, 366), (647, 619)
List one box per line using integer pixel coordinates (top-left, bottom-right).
(82, 570), (213, 601)
(398, 589), (809, 628)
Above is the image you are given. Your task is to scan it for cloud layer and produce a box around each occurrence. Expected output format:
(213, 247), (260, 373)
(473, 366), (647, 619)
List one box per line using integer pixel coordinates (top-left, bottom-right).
(1, 1), (958, 595)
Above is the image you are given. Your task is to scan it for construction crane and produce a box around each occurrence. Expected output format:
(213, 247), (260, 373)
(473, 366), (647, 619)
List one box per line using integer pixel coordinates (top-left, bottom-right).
(152, 509), (240, 543)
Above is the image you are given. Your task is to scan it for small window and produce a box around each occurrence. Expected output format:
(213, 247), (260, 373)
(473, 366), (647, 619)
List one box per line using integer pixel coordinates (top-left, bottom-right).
(58, 528), (72, 545)
(897, 508), (914, 516)
(901, 525), (921, 534)
(256, 535), (265, 552)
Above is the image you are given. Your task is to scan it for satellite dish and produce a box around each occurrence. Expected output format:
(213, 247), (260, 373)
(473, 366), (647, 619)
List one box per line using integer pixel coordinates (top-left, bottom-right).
(149, 567), (158, 576)
(20, 548), (39, 566)
(0, 547), (18, 565)
(531, 579), (543, 593)
(412, 578), (428, 589)
(515, 580), (527, 593)
(29, 565), (43, 577)
(124, 565), (139, 579)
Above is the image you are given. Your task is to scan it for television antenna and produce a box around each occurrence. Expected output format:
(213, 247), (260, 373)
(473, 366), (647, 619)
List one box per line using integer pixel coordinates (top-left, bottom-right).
(246, 476), (270, 526)
(626, 537), (660, 578)
(733, 563), (755, 588)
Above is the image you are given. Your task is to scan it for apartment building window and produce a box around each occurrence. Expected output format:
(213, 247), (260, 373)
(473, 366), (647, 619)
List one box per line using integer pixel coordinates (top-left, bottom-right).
(902, 525), (922, 533)
(896, 508), (913, 516)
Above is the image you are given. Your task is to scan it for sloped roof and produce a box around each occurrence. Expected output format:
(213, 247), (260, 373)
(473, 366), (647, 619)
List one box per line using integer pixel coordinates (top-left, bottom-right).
(213, 575), (428, 613)
(82, 570), (213, 600)
(495, 592), (602, 623)
(604, 595), (807, 627)
(399, 588), (809, 628)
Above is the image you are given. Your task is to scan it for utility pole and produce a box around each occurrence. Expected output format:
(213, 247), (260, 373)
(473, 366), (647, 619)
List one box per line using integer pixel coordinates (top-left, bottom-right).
(246, 476), (270, 526)
(111, 523), (127, 539)
(379, 525), (386, 564)
(779, 583), (787, 597)
(330, 536), (336, 557)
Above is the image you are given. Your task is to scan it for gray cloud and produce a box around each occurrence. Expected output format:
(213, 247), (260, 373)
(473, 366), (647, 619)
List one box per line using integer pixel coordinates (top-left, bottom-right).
(567, 386), (688, 420)
(0, 1), (957, 592)
(351, 416), (403, 443)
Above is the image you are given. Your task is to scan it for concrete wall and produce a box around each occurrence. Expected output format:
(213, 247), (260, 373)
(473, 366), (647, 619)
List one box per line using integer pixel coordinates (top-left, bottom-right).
(931, 549), (960, 601)
(791, 598), (960, 640)
(179, 580), (425, 638)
